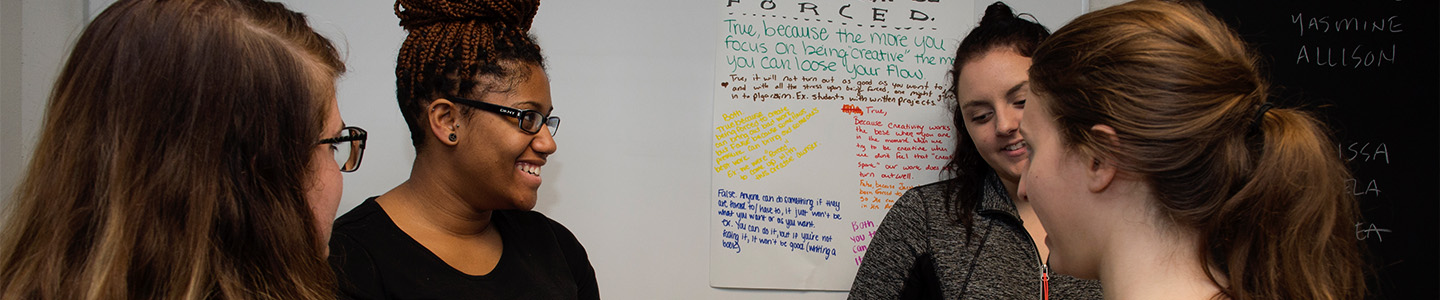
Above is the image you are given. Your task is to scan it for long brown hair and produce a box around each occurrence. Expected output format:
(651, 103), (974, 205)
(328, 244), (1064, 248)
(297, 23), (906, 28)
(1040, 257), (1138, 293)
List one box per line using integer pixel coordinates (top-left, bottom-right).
(394, 0), (544, 148)
(0, 0), (345, 299)
(1028, 1), (1364, 299)
(941, 1), (1049, 235)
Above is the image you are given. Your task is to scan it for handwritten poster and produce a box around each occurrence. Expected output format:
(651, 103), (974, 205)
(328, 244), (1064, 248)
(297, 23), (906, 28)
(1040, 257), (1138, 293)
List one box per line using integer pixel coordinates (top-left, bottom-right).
(709, 0), (970, 290)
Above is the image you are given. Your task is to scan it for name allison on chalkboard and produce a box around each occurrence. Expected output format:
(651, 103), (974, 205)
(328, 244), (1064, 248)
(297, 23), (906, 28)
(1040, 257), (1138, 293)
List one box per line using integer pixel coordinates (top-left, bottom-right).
(1291, 13), (1404, 68)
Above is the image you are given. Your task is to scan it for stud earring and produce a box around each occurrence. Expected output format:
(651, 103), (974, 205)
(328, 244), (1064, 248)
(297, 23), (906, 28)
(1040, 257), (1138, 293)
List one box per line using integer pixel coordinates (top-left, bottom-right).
(447, 124), (461, 142)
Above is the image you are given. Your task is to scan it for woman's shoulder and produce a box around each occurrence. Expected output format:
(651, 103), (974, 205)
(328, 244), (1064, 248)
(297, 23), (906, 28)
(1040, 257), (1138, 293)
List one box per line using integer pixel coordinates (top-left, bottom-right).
(894, 178), (961, 207)
(873, 179), (966, 231)
(907, 179), (959, 195)
(332, 196), (387, 232)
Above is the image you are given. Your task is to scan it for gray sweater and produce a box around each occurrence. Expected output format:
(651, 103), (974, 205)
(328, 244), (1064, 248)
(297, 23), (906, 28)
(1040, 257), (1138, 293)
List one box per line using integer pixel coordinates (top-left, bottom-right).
(848, 174), (1102, 299)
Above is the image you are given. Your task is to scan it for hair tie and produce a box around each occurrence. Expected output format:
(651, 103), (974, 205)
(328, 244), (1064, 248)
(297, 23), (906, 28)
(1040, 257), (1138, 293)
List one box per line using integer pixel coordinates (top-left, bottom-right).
(1249, 102), (1274, 133)
(1017, 12), (1040, 23)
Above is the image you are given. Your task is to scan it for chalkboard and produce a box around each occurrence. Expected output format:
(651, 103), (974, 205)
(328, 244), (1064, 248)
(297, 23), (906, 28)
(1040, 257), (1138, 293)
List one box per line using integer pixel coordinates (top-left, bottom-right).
(1200, 1), (1439, 298)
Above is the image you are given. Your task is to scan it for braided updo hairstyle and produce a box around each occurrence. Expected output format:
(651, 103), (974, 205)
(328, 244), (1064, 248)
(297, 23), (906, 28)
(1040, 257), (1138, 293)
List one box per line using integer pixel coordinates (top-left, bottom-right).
(394, 0), (545, 147)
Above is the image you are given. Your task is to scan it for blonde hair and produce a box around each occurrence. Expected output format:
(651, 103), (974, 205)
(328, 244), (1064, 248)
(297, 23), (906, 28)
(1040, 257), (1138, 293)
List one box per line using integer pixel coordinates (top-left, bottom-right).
(0, 0), (344, 299)
(1028, 1), (1365, 299)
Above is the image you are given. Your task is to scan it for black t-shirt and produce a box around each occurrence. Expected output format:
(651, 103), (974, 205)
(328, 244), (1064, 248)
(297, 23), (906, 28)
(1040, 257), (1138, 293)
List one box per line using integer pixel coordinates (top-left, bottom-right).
(329, 197), (600, 299)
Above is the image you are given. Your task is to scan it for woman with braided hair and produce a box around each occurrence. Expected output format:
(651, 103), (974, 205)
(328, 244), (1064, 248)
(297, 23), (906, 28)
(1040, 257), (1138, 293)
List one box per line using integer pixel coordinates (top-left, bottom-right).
(1018, 1), (1365, 299)
(327, 0), (598, 299)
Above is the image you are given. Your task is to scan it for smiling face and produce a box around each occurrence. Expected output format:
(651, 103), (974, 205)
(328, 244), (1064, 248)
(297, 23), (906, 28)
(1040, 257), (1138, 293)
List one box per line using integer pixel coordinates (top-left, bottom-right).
(1017, 93), (1105, 279)
(455, 63), (556, 211)
(956, 49), (1033, 185)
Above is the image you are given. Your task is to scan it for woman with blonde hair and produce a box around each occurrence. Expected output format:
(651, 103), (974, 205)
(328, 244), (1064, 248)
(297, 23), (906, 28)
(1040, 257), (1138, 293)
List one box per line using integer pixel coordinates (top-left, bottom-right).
(1019, 0), (1365, 299)
(0, 0), (360, 299)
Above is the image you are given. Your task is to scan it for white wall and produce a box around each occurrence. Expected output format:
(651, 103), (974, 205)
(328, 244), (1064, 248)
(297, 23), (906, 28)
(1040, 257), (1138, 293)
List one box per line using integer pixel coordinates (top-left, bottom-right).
(1, 0), (88, 223)
(0, 0), (21, 213)
(1090, 0), (1127, 11)
(3, 0), (1106, 298)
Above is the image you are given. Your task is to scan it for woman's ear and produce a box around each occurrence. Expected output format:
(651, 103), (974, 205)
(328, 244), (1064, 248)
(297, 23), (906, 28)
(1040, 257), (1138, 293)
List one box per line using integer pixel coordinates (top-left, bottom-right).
(1086, 124), (1120, 193)
(427, 99), (460, 146)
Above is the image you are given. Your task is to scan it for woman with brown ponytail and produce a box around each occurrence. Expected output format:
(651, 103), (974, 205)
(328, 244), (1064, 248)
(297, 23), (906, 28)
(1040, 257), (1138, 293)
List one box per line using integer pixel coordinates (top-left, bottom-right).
(327, 0), (597, 299)
(1019, 0), (1366, 299)
(848, 2), (1100, 299)
(0, 0), (356, 299)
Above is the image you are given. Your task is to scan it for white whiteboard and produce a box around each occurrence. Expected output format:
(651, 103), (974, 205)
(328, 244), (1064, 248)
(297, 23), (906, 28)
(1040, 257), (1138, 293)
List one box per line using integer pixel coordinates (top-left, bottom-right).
(702, 0), (1090, 292)
(61, 0), (1087, 298)
(708, 0), (969, 290)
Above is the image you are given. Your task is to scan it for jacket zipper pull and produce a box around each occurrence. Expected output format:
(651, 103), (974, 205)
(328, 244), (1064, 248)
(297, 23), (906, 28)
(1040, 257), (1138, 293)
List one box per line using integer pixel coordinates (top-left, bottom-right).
(1041, 263), (1050, 300)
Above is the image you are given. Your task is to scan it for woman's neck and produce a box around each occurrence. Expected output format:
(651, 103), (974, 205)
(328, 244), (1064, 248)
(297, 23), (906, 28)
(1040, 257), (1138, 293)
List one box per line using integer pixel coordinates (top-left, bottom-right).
(999, 173), (1020, 203)
(378, 157), (495, 238)
(1100, 216), (1225, 300)
(380, 167), (507, 276)
(1002, 173), (1051, 259)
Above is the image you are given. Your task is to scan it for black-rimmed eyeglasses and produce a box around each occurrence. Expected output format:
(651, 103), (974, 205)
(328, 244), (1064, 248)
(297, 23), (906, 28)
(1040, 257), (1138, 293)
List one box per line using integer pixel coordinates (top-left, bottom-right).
(449, 97), (561, 136)
(318, 126), (367, 172)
